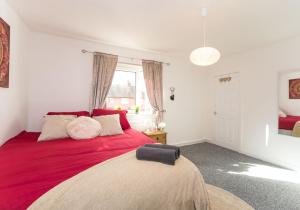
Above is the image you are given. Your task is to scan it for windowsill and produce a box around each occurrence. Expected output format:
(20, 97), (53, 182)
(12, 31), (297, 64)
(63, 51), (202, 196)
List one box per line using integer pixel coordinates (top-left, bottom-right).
(127, 112), (153, 116)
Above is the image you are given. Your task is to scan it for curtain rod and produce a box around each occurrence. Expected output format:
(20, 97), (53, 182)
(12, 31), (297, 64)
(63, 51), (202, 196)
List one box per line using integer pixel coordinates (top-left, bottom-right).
(81, 49), (170, 66)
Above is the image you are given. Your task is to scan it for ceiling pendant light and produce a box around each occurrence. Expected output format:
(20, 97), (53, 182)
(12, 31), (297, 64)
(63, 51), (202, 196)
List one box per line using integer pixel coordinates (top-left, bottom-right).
(190, 8), (221, 66)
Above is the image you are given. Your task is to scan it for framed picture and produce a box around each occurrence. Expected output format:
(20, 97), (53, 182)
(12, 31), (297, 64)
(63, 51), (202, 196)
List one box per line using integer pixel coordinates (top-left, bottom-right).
(289, 78), (300, 99)
(0, 17), (10, 88)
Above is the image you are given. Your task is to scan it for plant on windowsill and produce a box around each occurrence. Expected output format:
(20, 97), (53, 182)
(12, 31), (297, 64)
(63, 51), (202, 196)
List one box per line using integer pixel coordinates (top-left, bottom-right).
(135, 105), (140, 114)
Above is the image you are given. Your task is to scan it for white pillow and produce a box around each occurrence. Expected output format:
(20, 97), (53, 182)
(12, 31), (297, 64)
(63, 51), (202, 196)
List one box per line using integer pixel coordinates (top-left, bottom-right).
(38, 115), (76, 141)
(279, 110), (287, 118)
(67, 116), (102, 140)
(93, 114), (123, 136)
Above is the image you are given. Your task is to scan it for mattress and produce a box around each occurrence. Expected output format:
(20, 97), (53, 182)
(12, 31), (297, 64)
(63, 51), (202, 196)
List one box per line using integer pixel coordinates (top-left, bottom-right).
(0, 129), (154, 210)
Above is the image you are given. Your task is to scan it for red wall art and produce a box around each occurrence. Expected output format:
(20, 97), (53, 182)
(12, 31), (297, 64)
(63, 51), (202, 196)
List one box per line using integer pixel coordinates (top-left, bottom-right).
(0, 17), (10, 88)
(289, 78), (300, 99)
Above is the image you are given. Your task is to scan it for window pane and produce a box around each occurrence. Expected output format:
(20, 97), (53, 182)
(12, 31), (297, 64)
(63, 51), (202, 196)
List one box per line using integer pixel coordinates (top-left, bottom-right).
(107, 70), (136, 110)
(106, 65), (153, 114)
(108, 71), (136, 98)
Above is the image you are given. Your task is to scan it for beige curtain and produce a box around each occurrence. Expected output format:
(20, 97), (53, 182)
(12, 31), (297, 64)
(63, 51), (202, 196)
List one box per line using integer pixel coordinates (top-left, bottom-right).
(142, 60), (164, 125)
(91, 53), (118, 109)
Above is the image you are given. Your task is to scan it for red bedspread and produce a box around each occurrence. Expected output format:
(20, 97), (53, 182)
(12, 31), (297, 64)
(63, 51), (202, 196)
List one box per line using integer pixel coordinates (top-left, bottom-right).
(0, 129), (154, 210)
(279, 115), (300, 130)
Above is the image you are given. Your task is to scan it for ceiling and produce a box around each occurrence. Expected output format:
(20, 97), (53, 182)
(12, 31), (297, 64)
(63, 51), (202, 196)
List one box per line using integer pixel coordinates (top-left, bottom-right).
(7, 0), (300, 56)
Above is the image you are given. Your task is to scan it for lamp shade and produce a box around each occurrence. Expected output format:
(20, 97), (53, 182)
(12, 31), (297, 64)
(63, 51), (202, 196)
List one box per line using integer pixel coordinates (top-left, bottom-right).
(190, 47), (221, 66)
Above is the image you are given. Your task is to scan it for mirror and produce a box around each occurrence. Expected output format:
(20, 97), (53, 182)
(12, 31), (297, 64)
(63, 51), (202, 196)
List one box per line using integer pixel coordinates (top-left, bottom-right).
(278, 71), (300, 138)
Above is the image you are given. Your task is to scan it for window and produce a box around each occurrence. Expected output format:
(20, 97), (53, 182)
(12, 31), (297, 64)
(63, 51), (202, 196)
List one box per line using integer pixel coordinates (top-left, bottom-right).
(106, 63), (152, 114)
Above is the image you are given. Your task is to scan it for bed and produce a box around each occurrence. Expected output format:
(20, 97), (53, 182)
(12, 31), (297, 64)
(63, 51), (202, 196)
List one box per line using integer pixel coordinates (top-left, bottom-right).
(1, 128), (213, 210)
(0, 129), (155, 210)
(28, 149), (210, 210)
(278, 115), (300, 136)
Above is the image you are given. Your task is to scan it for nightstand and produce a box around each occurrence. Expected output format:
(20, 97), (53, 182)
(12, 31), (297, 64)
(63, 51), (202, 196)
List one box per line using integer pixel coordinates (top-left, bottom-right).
(143, 131), (167, 144)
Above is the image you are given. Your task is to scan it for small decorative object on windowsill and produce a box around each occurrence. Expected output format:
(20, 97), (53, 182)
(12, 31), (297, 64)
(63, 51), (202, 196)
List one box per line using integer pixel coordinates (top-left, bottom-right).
(114, 105), (122, 110)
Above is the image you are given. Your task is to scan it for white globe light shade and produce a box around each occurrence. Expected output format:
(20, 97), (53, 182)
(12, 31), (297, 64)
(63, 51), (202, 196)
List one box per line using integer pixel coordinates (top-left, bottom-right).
(190, 47), (221, 66)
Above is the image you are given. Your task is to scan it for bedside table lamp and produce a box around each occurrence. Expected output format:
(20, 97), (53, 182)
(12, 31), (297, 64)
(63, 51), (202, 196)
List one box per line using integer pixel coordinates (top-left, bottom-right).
(158, 122), (166, 131)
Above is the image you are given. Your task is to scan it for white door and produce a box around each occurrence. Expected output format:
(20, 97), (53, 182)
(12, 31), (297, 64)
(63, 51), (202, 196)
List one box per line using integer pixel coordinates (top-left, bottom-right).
(214, 73), (240, 151)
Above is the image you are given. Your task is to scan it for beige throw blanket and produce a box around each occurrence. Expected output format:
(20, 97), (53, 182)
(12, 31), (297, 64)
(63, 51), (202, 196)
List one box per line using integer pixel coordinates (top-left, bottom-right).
(29, 151), (210, 210)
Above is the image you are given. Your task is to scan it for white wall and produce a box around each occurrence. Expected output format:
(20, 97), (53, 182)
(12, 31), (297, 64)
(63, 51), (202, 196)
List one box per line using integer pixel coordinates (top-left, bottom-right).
(27, 32), (209, 145)
(0, 0), (30, 145)
(279, 71), (300, 116)
(206, 36), (300, 170)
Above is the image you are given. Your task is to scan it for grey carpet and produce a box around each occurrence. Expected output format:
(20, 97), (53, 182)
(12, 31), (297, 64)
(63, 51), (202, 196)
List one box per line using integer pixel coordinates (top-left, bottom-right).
(181, 143), (300, 210)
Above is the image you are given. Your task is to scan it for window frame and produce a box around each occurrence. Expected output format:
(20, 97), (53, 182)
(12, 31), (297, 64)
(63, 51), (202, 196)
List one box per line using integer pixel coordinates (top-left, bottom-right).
(107, 63), (150, 113)
(107, 69), (137, 106)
